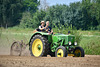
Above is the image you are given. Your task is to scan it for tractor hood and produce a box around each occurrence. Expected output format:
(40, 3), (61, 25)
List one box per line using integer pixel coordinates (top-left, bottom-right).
(52, 33), (75, 45)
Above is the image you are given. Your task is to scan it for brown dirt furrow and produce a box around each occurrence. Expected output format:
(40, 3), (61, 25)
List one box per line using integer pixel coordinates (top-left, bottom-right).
(0, 55), (100, 67)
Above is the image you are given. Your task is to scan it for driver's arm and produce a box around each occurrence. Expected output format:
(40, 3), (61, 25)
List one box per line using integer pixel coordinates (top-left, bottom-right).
(51, 29), (53, 34)
(39, 26), (45, 30)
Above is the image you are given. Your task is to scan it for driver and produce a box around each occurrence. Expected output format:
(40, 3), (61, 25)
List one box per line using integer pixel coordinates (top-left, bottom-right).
(38, 21), (45, 31)
(45, 21), (53, 34)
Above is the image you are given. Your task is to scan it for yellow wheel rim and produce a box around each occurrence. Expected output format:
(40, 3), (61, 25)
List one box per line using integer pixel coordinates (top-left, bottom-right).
(74, 49), (81, 57)
(57, 49), (64, 57)
(32, 39), (43, 57)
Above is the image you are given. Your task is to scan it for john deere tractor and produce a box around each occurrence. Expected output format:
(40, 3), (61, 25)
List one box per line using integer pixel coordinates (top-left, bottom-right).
(29, 32), (85, 57)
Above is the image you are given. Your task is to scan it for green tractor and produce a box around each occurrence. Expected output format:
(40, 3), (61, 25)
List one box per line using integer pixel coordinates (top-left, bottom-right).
(29, 32), (85, 57)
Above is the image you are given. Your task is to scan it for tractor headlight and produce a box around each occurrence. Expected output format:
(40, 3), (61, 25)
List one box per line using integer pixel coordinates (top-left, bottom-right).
(69, 41), (71, 45)
(74, 42), (77, 45)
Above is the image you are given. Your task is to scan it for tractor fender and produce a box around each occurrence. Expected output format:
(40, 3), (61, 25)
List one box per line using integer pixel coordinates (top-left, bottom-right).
(29, 32), (48, 47)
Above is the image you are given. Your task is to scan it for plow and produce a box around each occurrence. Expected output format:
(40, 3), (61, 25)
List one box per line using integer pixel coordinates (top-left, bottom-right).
(10, 31), (85, 57)
(10, 40), (28, 56)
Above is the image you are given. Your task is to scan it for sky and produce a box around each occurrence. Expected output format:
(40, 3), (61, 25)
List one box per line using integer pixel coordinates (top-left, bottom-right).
(46, 0), (82, 6)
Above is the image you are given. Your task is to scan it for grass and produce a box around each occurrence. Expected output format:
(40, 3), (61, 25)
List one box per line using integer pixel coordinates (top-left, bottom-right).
(0, 28), (100, 55)
(53, 28), (100, 36)
(80, 36), (100, 55)
(77, 30), (100, 36)
(0, 28), (33, 45)
(0, 28), (33, 54)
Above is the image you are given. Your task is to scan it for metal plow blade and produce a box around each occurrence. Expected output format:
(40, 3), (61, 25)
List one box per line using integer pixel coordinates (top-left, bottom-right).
(10, 40), (28, 56)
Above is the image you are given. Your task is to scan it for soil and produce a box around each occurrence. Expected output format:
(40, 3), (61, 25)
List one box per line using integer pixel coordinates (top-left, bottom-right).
(0, 55), (100, 67)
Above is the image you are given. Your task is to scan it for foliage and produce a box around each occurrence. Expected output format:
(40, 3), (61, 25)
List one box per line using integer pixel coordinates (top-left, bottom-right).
(0, 0), (23, 27)
(0, 28), (2, 37)
(44, 4), (67, 28)
(97, 25), (100, 31)
(0, 0), (100, 31)
(20, 10), (46, 28)
(32, 10), (46, 28)
(28, 0), (99, 30)
(20, 12), (33, 28)
(22, 0), (39, 13)
(0, 0), (39, 28)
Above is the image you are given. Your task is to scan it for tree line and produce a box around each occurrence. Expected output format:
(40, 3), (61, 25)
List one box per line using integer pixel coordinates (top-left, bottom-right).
(0, 0), (39, 28)
(0, 0), (100, 30)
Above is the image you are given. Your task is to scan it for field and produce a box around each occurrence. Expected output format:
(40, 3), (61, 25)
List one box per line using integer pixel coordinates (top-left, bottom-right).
(0, 28), (100, 67)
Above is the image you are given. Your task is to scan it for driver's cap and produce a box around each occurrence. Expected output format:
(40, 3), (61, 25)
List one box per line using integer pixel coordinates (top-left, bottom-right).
(41, 21), (45, 24)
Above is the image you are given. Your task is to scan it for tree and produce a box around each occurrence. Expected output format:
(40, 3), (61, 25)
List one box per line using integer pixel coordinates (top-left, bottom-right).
(0, 0), (39, 28)
(32, 10), (46, 28)
(0, 0), (23, 28)
(81, 0), (99, 30)
(20, 10), (46, 28)
(22, 0), (39, 13)
(20, 12), (33, 28)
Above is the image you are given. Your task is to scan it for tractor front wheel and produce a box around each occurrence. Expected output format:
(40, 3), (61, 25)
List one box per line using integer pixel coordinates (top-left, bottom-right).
(55, 46), (67, 57)
(73, 47), (85, 57)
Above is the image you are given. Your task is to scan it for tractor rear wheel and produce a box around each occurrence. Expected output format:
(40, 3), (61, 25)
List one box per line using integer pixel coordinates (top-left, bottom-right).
(73, 47), (85, 57)
(55, 46), (67, 57)
(30, 35), (49, 57)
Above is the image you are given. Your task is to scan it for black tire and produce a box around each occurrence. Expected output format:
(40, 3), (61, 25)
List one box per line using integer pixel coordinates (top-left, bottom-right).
(73, 47), (85, 57)
(50, 52), (55, 57)
(48, 44), (55, 57)
(48, 50), (55, 57)
(29, 34), (49, 57)
(55, 46), (67, 57)
(10, 41), (22, 56)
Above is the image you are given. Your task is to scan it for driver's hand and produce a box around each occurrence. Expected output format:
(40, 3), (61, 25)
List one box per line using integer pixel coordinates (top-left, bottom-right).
(43, 27), (45, 29)
(48, 32), (51, 35)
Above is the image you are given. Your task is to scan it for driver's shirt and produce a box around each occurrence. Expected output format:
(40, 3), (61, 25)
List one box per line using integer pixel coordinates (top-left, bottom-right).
(39, 25), (45, 31)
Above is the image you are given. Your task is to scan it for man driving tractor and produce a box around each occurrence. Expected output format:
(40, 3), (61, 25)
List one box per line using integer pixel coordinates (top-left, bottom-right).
(38, 21), (45, 31)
